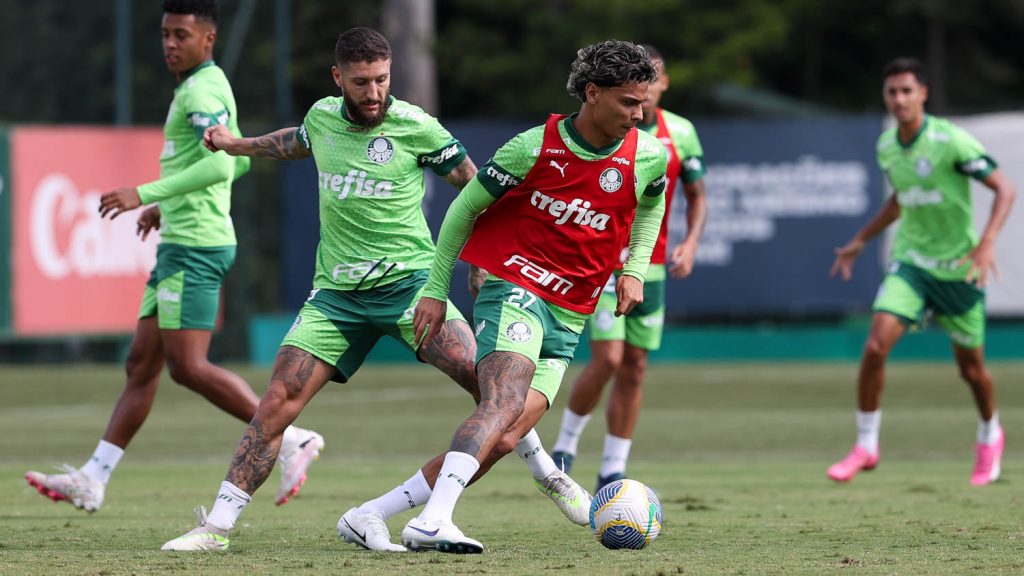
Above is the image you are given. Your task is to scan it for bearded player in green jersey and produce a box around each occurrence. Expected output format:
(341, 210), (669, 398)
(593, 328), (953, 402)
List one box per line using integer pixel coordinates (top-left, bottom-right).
(551, 44), (708, 493)
(161, 27), (589, 553)
(827, 58), (1016, 486)
(26, 0), (323, 515)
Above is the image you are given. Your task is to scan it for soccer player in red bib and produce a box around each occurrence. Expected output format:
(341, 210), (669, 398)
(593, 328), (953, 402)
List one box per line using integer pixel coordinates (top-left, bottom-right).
(344, 40), (668, 553)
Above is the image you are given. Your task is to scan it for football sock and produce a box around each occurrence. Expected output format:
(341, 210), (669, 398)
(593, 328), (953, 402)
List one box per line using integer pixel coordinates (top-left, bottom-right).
(81, 440), (124, 484)
(553, 408), (591, 455)
(978, 412), (1001, 445)
(599, 434), (632, 478)
(206, 481), (251, 531)
(359, 469), (432, 519)
(515, 429), (558, 480)
(418, 451), (480, 524)
(855, 410), (881, 454)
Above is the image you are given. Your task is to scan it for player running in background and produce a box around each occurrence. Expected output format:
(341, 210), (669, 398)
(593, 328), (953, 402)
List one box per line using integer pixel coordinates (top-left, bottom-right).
(370, 39), (667, 553)
(26, 0), (323, 514)
(550, 43), (707, 493)
(827, 57), (1016, 485)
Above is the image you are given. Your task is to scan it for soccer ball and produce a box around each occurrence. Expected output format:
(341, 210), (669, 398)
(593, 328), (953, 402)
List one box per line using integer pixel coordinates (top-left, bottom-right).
(589, 479), (663, 550)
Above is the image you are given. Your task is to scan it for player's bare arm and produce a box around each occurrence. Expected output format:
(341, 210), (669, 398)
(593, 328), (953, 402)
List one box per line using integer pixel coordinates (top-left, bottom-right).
(831, 194), (901, 281)
(963, 169), (1016, 287)
(467, 265), (487, 298)
(136, 206), (161, 240)
(669, 178), (708, 279)
(98, 187), (143, 220)
(204, 125), (311, 160)
(444, 156), (478, 190)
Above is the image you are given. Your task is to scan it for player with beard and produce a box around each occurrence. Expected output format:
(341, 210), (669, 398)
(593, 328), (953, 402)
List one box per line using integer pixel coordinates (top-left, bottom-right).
(160, 27), (586, 553)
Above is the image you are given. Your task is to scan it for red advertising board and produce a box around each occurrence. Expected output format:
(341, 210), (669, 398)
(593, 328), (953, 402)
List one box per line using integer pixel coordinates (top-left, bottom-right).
(11, 127), (163, 335)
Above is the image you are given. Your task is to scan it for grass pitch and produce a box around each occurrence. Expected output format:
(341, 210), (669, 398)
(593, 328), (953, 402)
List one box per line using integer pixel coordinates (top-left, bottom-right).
(1, 362), (1022, 575)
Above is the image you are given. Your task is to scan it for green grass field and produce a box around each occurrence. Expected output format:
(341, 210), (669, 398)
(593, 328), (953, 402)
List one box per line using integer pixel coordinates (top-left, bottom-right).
(1, 362), (1022, 575)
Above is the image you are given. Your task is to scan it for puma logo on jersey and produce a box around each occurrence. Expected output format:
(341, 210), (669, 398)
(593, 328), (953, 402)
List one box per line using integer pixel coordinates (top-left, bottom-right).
(530, 191), (611, 229)
(319, 170), (394, 199)
(549, 160), (567, 177)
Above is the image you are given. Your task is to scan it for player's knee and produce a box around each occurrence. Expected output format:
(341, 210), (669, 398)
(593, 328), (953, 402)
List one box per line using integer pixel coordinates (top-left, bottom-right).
(492, 431), (520, 458)
(124, 351), (161, 384)
(958, 362), (988, 386)
(862, 337), (892, 363)
(592, 350), (622, 374)
(165, 358), (207, 387)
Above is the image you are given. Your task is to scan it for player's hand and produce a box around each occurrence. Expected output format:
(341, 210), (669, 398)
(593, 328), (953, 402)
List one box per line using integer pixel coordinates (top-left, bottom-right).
(467, 265), (487, 299)
(615, 275), (643, 317)
(98, 187), (142, 220)
(203, 125), (234, 153)
(830, 239), (865, 282)
(413, 296), (447, 348)
(669, 241), (698, 279)
(136, 206), (161, 241)
(961, 240), (999, 288)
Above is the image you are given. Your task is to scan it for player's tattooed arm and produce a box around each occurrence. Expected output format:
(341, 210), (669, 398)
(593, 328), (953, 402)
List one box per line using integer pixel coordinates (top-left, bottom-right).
(467, 265), (487, 299)
(204, 125), (311, 160)
(443, 156), (479, 190)
(449, 352), (533, 459)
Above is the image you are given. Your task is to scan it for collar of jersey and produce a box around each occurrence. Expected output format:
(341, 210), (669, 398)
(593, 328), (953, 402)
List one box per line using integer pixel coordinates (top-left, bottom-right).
(341, 95), (396, 124)
(179, 59), (216, 82)
(563, 113), (623, 156)
(896, 114), (929, 149)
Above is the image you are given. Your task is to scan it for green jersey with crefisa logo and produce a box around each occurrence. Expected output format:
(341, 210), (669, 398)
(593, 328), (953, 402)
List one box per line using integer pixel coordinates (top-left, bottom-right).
(139, 61), (246, 247)
(298, 96), (466, 291)
(876, 115), (996, 281)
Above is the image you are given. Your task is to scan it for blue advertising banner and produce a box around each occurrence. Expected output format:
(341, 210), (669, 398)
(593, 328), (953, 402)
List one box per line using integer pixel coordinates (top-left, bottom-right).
(279, 117), (884, 319)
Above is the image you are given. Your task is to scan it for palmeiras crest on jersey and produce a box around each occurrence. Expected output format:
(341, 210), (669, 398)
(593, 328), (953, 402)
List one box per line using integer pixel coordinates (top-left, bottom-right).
(505, 321), (533, 342)
(914, 157), (932, 177)
(600, 167), (623, 192)
(366, 136), (395, 164)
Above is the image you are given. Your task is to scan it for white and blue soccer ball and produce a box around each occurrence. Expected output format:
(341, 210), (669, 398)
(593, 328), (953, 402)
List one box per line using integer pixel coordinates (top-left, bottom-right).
(589, 479), (663, 550)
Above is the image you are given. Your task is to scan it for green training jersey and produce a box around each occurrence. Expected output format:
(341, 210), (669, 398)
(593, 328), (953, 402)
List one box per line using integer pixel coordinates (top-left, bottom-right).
(139, 61), (246, 247)
(298, 95), (467, 291)
(474, 114), (668, 331)
(877, 115), (996, 281)
(639, 108), (705, 184)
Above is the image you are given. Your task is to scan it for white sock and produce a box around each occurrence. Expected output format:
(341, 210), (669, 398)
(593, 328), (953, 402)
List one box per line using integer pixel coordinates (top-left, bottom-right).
(978, 412), (1001, 445)
(418, 452), (480, 524)
(80, 440), (124, 484)
(515, 429), (558, 480)
(358, 469), (432, 519)
(205, 481), (251, 531)
(552, 408), (591, 455)
(855, 410), (881, 454)
(599, 434), (632, 478)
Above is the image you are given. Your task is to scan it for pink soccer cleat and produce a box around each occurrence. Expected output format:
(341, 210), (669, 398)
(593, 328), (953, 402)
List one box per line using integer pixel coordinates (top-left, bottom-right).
(275, 427), (325, 505)
(827, 445), (879, 483)
(970, 427), (1004, 486)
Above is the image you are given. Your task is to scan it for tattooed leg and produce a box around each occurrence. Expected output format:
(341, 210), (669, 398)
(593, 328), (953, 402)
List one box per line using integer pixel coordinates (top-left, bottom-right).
(446, 351), (534, 461)
(419, 319), (480, 402)
(225, 345), (333, 494)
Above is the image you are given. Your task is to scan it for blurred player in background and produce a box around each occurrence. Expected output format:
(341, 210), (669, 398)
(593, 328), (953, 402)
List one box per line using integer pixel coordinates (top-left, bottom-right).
(25, 0), (323, 514)
(828, 57), (1016, 485)
(550, 44), (707, 492)
(365, 39), (667, 553)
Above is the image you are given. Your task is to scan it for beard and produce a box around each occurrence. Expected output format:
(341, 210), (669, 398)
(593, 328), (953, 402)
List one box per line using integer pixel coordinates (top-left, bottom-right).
(344, 91), (391, 128)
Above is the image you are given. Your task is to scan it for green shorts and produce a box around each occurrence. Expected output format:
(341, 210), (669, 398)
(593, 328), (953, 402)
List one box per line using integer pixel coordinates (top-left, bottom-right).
(472, 278), (581, 407)
(138, 243), (236, 330)
(873, 261), (986, 348)
(588, 275), (666, 350)
(281, 270), (467, 383)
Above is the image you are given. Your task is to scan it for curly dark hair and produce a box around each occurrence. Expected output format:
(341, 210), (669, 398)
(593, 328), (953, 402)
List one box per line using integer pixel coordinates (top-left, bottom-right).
(566, 40), (658, 101)
(335, 27), (392, 64)
(162, 0), (218, 24)
(882, 57), (927, 86)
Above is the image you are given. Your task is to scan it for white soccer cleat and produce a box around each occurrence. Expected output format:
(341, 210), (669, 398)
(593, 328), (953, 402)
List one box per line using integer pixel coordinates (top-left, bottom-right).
(534, 468), (592, 526)
(25, 464), (105, 513)
(336, 507), (407, 552)
(276, 426), (325, 505)
(161, 506), (230, 551)
(401, 517), (483, 554)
